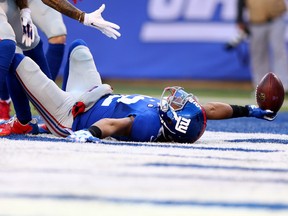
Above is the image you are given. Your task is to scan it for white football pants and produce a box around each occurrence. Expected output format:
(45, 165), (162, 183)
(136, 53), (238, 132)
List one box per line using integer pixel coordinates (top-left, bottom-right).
(15, 44), (113, 137)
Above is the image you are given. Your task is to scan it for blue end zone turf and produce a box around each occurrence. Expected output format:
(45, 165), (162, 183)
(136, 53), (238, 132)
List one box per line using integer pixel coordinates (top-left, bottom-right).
(2, 112), (288, 143)
(1, 112), (288, 215)
(206, 112), (288, 134)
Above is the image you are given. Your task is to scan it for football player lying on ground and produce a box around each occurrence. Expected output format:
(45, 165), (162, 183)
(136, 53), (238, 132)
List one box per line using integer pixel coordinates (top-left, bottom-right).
(0, 39), (276, 143)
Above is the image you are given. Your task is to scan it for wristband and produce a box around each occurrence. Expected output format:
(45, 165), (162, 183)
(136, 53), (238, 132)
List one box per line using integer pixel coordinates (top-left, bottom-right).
(78, 11), (85, 23)
(230, 105), (249, 118)
(88, 125), (102, 138)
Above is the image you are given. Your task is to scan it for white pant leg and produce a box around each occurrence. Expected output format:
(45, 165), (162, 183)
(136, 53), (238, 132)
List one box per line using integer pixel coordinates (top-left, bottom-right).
(16, 56), (75, 137)
(28, 0), (67, 39)
(66, 45), (113, 110)
(66, 45), (103, 93)
(0, 0), (40, 51)
(0, 7), (15, 41)
(250, 24), (270, 88)
(269, 16), (288, 92)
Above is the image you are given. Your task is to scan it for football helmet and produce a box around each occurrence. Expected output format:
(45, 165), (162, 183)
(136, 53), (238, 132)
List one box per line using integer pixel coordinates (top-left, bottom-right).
(158, 86), (207, 143)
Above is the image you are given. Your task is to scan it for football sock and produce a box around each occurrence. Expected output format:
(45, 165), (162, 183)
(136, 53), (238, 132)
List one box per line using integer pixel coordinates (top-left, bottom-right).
(0, 39), (16, 100)
(23, 39), (52, 79)
(7, 54), (32, 124)
(46, 43), (65, 81)
(1, 82), (10, 101)
(230, 105), (249, 118)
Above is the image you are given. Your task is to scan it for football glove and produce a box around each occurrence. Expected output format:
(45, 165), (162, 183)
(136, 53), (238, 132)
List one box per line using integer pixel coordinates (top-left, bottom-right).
(83, 4), (121, 39)
(67, 129), (102, 143)
(20, 8), (35, 47)
(246, 105), (276, 121)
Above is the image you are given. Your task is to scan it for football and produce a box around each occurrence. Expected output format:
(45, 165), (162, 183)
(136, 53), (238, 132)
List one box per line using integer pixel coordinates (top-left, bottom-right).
(256, 72), (285, 113)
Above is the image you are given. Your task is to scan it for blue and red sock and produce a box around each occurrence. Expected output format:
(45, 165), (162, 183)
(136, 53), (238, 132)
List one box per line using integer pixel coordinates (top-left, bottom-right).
(0, 39), (16, 100)
(46, 43), (65, 81)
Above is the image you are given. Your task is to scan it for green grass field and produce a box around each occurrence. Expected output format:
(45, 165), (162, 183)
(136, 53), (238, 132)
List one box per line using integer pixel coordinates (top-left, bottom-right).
(108, 79), (253, 97)
(107, 79), (288, 112)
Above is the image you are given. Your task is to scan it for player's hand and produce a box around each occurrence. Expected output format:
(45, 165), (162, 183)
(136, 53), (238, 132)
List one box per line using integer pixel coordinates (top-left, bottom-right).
(20, 8), (35, 47)
(246, 105), (276, 121)
(83, 4), (121, 39)
(67, 129), (102, 143)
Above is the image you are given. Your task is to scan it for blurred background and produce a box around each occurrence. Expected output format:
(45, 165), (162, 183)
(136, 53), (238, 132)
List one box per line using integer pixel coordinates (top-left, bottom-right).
(38, 0), (288, 109)
(40, 0), (252, 81)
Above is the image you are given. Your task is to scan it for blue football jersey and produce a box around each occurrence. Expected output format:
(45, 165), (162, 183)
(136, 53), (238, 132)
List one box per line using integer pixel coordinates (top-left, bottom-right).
(72, 94), (162, 142)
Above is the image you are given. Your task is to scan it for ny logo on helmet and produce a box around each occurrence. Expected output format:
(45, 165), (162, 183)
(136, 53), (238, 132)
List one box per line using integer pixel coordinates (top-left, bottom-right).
(175, 117), (191, 134)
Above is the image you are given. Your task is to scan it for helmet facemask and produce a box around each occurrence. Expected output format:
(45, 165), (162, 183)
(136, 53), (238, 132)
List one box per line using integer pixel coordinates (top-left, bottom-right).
(160, 86), (194, 112)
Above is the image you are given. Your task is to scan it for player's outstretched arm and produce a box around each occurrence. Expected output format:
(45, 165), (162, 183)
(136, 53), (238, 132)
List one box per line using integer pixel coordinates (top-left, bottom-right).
(203, 102), (275, 121)
(203, 102), (234, 119)
(41, 0), (84, 21)
(92, 117), (134, 138)
(67, 117), (134, 143)
(41, 0), (120, 39)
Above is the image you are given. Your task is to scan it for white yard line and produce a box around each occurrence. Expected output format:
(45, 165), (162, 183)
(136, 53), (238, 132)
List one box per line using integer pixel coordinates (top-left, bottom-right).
(0, 131), (287, 216)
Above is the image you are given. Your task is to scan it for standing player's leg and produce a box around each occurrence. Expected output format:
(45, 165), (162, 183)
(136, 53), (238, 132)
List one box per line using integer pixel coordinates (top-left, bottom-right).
(4, 67), (39, 135)
(249, 24), (270, 90)
(46, 38), (66, 81)
(23, 39), (52, 79)
(269, 16), (288, 93)
(0, 82), (11, 121)
(8, 0), (51, 80)
(29, 0), (67, 81)
(0, 3), (38, 133)
(0, 6), (16, 121)
(0, 0), (50, 135)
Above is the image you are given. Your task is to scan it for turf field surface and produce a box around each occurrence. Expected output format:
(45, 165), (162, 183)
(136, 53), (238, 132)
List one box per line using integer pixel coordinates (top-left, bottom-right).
(0, 112), (288, 216)
(1, 80), (287, 215)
